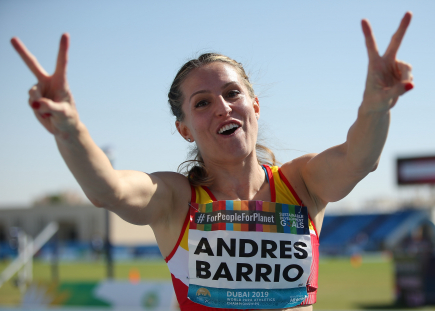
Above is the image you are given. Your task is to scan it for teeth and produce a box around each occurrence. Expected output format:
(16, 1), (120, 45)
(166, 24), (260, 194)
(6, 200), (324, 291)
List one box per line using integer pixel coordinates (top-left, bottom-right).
(219, 123), (239, 134)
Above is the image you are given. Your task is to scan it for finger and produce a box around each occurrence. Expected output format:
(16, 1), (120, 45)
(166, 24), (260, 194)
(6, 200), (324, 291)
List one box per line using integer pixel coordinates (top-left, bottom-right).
(33, 109), (52, 122)
(28, 84), (42, 99)
(31, 97), (69, 121)
(10, 37), (49, 80)
(386, 81), (414, 100)
(384, 12), (412, 59)
(28, 84), (43, 108)
(397, 61), (413, 81)
(361, 19), (380, 61)
(54, 33), (70, 78)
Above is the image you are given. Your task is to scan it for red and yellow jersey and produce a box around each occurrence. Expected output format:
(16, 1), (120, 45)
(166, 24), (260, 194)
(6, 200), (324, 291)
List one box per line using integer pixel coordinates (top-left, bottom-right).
(165, 165), (319, 310)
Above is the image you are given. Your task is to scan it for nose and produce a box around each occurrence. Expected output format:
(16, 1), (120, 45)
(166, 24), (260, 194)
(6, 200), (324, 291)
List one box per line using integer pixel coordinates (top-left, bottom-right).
(215, 96), (232, 117)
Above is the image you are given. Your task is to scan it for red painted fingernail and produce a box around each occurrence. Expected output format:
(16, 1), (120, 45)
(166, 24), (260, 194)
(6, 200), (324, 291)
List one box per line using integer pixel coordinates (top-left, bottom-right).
(41, 113), (52, 119)
(405, 83), (414, 91)
(31, 101), (40, 109)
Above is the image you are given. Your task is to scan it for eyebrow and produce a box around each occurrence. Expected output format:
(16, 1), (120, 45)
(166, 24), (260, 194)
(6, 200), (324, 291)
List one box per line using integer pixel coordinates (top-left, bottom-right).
(189, 81), (239, 102)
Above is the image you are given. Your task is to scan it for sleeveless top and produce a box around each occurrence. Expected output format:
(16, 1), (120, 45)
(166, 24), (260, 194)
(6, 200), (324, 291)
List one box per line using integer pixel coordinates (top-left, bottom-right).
(165, 165), (319, 310)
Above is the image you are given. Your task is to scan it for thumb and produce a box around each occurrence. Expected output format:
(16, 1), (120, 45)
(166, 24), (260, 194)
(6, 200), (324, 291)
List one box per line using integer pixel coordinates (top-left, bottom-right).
(35, 97), (65, 114)
(32, 97), (65, 120)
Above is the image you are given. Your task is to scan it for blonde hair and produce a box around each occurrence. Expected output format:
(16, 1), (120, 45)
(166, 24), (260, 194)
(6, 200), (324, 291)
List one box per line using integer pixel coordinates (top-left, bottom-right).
(168, 53), (277, 186)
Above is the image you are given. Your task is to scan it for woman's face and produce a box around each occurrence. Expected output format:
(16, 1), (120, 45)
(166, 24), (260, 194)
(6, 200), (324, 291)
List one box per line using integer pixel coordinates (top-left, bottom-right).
(176, 62), (260, 166)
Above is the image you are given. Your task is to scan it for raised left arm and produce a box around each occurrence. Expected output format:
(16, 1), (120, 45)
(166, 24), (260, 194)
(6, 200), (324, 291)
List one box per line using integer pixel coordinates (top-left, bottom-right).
(300, 12), (414, 207)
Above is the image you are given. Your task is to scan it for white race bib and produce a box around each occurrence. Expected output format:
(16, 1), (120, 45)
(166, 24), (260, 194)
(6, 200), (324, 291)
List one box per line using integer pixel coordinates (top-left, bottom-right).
(187, 200), (312, 309)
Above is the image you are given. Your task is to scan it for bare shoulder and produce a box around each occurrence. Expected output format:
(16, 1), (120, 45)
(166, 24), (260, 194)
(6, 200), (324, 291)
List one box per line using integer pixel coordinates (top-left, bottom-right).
(148, 171), (192, 257)
(115, 170), (190, 207)
(114, 170), (191, 227)
(281, 153), (317, 171)
(280, 153), (327, 235)
(149, 170), (191, 191)
(148, 171), (191, 217)
(280, 153), (317, 203)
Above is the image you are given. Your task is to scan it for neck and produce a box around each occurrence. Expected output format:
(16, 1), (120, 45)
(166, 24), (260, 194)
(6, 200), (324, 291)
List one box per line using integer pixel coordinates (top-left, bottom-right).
(203, 152), (268, 201)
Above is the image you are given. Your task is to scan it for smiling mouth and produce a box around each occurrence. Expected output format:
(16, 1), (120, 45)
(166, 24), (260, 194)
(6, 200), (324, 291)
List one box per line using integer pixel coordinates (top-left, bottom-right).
(218, 123), (240, 135)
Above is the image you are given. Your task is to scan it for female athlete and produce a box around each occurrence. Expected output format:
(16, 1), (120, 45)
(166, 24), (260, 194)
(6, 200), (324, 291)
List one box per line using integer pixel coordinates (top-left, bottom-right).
(11, 12), (413, 311)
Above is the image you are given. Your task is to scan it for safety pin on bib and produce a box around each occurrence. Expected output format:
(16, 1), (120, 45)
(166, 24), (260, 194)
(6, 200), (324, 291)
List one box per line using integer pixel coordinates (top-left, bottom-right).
(188, 202), (200, 212)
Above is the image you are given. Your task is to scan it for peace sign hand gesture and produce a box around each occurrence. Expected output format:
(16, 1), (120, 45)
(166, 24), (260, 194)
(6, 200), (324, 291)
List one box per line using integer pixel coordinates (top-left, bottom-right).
(361, 12), (413, 113)
(11, 34), (79, 137)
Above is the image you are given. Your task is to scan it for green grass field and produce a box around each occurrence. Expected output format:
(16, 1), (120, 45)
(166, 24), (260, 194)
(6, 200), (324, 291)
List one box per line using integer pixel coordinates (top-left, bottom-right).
(0, 256), (433, 310)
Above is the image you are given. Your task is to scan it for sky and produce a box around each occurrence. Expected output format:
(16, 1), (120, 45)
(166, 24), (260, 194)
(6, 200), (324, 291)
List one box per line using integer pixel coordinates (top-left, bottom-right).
(1, 0), (435, 213)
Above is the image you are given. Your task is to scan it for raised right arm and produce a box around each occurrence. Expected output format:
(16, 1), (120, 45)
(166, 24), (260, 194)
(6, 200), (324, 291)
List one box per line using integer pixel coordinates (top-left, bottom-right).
(11, 34), (190, 227)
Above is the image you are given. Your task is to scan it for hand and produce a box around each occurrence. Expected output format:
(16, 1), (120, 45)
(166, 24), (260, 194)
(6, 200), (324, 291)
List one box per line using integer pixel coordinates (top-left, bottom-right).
(11, 34), (79, 136)
(361, 12), (413, 112)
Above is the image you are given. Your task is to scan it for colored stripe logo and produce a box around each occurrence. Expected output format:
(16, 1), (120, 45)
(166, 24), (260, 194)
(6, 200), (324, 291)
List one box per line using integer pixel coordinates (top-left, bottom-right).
(190, 200), (309, 234)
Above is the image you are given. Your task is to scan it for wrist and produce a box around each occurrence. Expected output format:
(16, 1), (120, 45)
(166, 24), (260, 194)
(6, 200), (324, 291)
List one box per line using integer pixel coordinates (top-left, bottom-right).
(55, 121), (88, 144)
(358, 100), (392, 117)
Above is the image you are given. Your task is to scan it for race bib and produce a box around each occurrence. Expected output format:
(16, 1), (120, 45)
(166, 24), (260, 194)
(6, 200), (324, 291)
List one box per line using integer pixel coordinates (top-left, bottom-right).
(187, 200), (312, 309)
